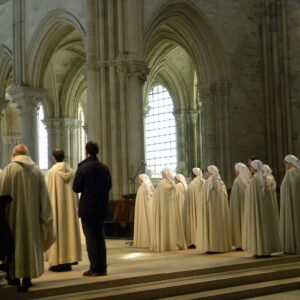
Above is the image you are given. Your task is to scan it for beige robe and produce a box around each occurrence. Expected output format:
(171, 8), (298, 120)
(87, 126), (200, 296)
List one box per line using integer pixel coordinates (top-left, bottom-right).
(268, 178), (279, 219)
(45, 162), (82, 266)
(0, 155), (55, 278)
(175, 182), (187, 230)
(242, 174), (282, 256)
(151, 178), (186, 252)
(133, 183), (154, 248)
(230, 176), (247, 248)
(196, 176), (232, 253)
(184, 178), (204, 245)
(280, 167), (300, 254)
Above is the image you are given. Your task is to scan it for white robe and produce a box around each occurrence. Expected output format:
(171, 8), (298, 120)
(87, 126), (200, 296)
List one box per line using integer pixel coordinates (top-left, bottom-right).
(242, 174), (281, 256)
(151, 178), (186, 252)
(133, 182), (154, 248)
(45, 162), (82, 266)
(230, 176), (247, 248)
(184, 178), (204, 245)
(0, 155), (55, 278)
(279, 167), (300, 254)
(268, 178), (279, 219)
(175, 182), (186, 230)
(196, 176), (232, 253)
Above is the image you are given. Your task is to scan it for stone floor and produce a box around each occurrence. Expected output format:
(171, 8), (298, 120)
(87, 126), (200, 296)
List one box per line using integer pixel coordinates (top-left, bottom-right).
(2, 239), (298, 299)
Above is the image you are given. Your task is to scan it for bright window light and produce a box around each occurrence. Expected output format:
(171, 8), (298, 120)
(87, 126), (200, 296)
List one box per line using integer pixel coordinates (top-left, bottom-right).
(38, 105), (48, 170)
(145, 85), (177, 178)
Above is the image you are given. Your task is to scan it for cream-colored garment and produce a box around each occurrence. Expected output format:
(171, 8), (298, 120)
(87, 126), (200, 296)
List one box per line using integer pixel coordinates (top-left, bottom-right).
(45, 162), (82, 266)
(280, 167), (300, 254)
(133, 182), (155, 248)
(151, 178), (186, 252)
(0, 155), (55, 278)
(184, 178), (204, 245)
(242, 173), (282, 256)
(175, 181), (187, 230)
(230, 176), (247, 248)
(196, 175), (232, 253)
(267, 178), (279, 219)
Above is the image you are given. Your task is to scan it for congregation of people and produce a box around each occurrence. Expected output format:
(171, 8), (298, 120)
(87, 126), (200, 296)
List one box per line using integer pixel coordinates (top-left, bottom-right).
(0, 141), (111, 288)
(133, 155), (300, 260)
(0, 143), (300, 289)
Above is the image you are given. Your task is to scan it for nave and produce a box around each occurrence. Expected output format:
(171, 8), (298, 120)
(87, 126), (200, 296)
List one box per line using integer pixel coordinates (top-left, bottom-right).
(1, 239), (300, 300)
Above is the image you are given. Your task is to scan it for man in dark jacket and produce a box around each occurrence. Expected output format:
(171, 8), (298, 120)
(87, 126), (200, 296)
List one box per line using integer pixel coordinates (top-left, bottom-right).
(73, 141), (112, 276)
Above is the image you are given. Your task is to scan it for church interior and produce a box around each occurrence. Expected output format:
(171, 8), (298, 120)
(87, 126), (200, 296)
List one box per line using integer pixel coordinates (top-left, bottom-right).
(1, 0), (300, 298)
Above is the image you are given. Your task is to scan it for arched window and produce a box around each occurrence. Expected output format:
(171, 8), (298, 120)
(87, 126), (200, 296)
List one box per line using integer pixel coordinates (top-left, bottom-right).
(78, 105), (86, 162)
(145, 85), (177, 178)
(38, 105), (48, 170)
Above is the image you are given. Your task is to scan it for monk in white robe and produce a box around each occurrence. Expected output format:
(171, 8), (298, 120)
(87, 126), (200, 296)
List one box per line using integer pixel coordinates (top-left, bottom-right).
(243, 160), (281, 257)
(263, 164), (279, 218)
(46, 149), (82, 271)
(230, 163), (250, 250)
(0, 144), (55, 287)
(279, 155), (300, 254)
(184, 168), (205, 247)
(133, 174), (155, 248)
(151, 168), (186, 252)
(196, 165), (232, 253)
(174, 174), (188, 232)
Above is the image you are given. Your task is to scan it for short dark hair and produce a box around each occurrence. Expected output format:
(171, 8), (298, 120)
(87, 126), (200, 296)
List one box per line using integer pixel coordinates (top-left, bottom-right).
(53, 149), (65, 162)
(86, 141), (99, 156)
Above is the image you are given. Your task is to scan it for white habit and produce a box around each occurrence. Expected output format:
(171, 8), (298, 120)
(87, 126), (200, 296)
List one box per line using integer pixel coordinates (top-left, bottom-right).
(151, 169), (186, 252)
(196, 165), (232, 253)
(46, 162), (82, 266)
(0, 155), (55, 278)
(230, 163), (250, 249)
(242, 160), (281, 256)
(184, 168), (205, 246)
(280, 155), (300, 254)
(174, 174), (188, 230)
(133, 174), (155, 248)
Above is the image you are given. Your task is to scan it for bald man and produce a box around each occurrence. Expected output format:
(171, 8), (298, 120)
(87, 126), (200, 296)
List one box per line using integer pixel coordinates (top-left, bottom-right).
(0, 144), (55, 287)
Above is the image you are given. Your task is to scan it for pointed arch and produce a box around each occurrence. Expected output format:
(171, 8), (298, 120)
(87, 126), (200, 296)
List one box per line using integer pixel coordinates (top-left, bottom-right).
(26, 9), (86, 88)
(0, 44), (13, 98)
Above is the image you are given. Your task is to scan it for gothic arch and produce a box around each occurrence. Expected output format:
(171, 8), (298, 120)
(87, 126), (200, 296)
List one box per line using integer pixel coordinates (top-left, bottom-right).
(26, 9), (86, 89)
(143, 0), (231, 180)
(0, 44), (13, 99)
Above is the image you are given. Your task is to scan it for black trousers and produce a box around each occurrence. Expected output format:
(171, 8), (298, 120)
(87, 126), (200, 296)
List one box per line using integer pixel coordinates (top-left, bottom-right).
(81, 217), (107, 273)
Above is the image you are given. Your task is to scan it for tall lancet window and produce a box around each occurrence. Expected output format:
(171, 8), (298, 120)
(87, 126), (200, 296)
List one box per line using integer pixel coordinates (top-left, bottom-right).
(38, 105), (48, 170)
(145, 85), (177, 178)
(78, 105), (87, 162)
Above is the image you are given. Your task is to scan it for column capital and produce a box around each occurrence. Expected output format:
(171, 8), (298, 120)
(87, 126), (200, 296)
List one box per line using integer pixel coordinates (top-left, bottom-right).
(7, 85), (46, 110)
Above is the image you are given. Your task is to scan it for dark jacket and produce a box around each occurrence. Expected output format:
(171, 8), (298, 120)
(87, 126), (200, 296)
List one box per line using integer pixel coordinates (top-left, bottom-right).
(73, 156), (112, 219)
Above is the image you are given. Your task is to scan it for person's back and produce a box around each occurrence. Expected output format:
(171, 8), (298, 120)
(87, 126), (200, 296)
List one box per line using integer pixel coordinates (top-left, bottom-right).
(0, 144), (55, 287)
(46, 149), (82, 272)
(73, 141), (112, 277)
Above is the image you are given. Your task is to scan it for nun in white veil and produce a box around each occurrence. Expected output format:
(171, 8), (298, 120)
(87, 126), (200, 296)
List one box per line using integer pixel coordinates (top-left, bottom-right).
(184, 168), (205, 247)
(133, 174), (155, 248)
(263, 164), (279, 218)
(196, 165), (232, 253)
(151, 168), (186, 252)
(242, 160), (281, 256)
(230, 163), (251, 250)
(174, 174), (188, 230)
(280, 155), (300, 254)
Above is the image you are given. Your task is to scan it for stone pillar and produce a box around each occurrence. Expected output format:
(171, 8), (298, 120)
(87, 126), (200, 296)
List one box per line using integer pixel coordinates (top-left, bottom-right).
(0, 100), (9, 168)
(261, 0), (293, 181)
(44, 118), (77, 168)
(8, 86), (45, 163)
(189, 109), (200, 170)
(174, 110), (188, 175)
(198, 81), (231, 184)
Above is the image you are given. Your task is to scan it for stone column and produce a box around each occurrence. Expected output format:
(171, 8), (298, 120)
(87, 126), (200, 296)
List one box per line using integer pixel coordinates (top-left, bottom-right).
(0, 99), (9, 168)
(189, 109), (200, 170)
(8, 86), (45, 163)
(44, 118), (77, 167)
